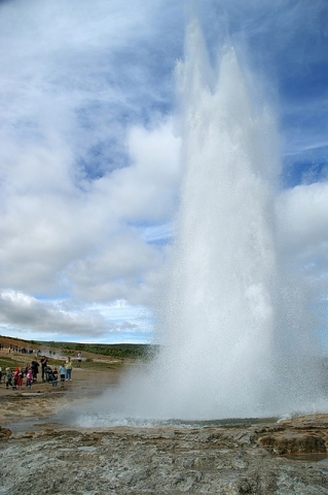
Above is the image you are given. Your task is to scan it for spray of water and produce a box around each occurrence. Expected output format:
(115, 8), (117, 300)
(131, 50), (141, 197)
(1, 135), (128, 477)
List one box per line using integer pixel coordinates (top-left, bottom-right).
(74, 19), (325, 426)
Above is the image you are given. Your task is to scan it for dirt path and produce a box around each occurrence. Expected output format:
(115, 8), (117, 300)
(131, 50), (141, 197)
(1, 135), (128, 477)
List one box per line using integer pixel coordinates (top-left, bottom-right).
(0, 365), (123, 429)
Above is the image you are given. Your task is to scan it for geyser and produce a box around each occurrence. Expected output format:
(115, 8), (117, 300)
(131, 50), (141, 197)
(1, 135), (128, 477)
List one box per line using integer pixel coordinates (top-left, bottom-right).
(144, 20), (322, 420)
(76, 19), (325, 425)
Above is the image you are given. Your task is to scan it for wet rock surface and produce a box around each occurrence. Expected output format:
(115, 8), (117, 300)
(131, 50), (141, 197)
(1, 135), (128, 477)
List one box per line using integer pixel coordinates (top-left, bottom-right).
(1, 369), (328, 494)
(1, 418), (328, 494)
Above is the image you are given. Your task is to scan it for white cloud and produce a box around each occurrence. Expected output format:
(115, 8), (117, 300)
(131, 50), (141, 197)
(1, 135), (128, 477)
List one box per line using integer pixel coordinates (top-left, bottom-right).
(104, 123), (181, 222)
(276, 181), (328, 286)
(0, 0), (182, 317)
(0, 289), (153, 342)
(0, 121), (180, 300)
(67, 232), (163, 303)
(0, 289), (109, 336)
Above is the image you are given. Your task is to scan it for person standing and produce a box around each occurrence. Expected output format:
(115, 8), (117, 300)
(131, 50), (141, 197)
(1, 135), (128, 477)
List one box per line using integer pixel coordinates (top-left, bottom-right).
(59, 363), (66, 387)
(31, 359), (39, 382)
(77, 352), (82, 368)
(65, 357), (72, 381)
(26, 366), (33, 388)
(41, 356), (48, 383)
(13, 367), (23, 390)
(5, 368), (12, 389)
(52, 367), (58, 387)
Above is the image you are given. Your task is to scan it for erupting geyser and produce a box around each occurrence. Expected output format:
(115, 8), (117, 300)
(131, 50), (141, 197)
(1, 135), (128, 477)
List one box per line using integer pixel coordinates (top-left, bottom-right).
(76, 19), (325, 425)
(145, 20), (322, 420)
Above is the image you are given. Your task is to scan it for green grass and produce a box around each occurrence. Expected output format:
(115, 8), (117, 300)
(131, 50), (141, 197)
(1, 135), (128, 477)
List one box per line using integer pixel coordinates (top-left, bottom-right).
(0, 356), (124, 373)
(1, 335), (158, 360)
(33, 341), (158, 361)
(0, 356), (25, 370)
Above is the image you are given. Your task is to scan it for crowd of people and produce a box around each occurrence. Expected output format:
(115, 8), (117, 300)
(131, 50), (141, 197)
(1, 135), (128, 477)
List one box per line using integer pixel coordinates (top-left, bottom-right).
(0, 351), (82, 390)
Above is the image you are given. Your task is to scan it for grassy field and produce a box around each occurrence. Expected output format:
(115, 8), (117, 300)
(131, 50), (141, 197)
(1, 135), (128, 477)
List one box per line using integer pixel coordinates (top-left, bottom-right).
(40, 340), (156, 360)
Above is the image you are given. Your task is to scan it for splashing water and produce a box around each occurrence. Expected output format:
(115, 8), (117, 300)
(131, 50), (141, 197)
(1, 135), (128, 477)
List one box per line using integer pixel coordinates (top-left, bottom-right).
(75, 20), (325, 426)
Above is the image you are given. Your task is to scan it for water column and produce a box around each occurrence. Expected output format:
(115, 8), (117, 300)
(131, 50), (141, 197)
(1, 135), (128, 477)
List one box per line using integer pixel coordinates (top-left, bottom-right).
(151, 20), (284, 419)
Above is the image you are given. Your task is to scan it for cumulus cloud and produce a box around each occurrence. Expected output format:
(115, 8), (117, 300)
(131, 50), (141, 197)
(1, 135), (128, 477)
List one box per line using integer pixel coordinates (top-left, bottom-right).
(0, 0), (183, 340)
(276, 180), (328, 287)
(0, 289), (117, 337)
(0, 289), (156, 343)
(0, 120), (180, 297)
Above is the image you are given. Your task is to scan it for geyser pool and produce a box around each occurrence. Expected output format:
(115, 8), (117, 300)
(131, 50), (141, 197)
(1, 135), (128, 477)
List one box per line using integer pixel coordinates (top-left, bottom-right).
(74, 19), (325, 426)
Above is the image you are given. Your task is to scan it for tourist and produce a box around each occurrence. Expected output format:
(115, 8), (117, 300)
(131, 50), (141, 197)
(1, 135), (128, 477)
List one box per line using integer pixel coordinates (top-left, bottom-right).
(13, 367), (23, 390)
(77, 352), (82, 367)
(59, 362), (66, 387)
(52, 367), (59, 387)
(5, 368), (12, 389)
(17, 367), (23, 390)
(41, 356), (48, 382)
(31, 359), (39, 382)
(45, 364), (54, 383)
(26, 366), (33, 388)
(65, 356), (72, 381)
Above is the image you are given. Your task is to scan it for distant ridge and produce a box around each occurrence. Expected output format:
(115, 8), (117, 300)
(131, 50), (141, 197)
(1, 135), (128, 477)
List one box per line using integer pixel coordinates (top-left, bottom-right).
(0, 335), (157, 360)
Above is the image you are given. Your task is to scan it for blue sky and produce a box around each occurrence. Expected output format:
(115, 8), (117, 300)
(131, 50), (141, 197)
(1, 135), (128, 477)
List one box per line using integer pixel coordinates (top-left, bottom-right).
(0, 0), (327, 345)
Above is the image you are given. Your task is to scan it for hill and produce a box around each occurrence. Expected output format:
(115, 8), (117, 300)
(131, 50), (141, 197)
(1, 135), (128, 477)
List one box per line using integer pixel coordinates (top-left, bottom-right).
(0, 334), (156, 373)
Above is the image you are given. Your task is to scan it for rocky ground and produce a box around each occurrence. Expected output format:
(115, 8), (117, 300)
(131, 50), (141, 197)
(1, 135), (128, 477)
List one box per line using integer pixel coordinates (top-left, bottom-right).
(0, 362), (328, 494)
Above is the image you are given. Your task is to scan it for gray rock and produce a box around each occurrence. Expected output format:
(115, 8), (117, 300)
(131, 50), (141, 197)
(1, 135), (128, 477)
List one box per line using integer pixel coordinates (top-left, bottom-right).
(1, 417), (328, 494)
